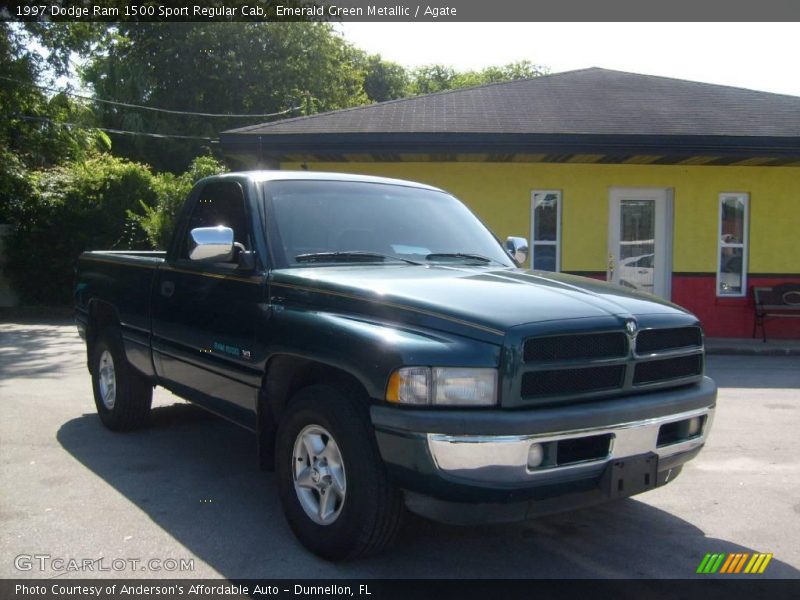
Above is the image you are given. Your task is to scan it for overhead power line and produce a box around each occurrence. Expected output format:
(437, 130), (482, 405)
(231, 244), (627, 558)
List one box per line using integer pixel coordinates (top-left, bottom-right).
(0, 75), (302, 118)
(11, 114), (218, 141)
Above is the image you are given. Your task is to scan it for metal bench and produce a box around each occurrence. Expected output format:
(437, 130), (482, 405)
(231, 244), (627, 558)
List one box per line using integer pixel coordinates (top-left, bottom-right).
(753, 283), (800, 342)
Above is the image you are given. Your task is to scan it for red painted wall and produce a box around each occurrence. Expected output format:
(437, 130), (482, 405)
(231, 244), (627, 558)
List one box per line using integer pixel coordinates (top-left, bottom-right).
(672, 275), (800, 339)
(576, 272), (800, 338)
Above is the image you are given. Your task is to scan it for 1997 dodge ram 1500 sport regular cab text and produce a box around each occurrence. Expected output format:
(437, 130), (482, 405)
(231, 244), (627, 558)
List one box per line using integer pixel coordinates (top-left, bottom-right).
(75, 171), (716, 560)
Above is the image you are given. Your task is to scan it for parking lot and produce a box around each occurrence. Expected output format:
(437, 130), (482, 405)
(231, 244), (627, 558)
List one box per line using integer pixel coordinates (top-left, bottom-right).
(1, 318), (798, 579)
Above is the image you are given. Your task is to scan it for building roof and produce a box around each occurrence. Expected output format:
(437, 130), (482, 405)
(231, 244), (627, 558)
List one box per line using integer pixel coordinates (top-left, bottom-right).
(221, 68), (800, 166)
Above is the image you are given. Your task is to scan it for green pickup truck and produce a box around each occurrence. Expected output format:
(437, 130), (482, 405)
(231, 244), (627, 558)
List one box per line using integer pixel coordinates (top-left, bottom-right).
(75, 171), (716, 560)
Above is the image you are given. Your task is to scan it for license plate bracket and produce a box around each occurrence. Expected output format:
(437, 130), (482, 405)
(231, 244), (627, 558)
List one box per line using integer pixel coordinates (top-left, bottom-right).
(602, 453), (659, 499)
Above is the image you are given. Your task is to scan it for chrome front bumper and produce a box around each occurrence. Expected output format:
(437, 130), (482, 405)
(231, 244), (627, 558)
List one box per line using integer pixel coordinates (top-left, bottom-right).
(426, 406), (714, 485)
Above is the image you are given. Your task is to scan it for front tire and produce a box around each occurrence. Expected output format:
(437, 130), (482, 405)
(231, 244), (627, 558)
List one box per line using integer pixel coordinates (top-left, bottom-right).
(276, 384), (404, 560)
(91, 328), (153, 431)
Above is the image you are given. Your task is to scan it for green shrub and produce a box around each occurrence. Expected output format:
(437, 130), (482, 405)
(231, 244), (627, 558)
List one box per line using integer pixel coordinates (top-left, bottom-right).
(0, 148), (36, 225)
(135, 155), (226, 249)
(4, 155), (158, 305)
(4, 153), (226, 306)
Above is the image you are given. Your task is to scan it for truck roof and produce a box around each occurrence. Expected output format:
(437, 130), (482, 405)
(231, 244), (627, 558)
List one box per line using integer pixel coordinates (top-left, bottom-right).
(210, 170), (444, 192)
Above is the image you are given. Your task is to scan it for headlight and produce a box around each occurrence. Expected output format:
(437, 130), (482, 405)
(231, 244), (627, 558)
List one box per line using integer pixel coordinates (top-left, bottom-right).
(386, 367), (497, 407)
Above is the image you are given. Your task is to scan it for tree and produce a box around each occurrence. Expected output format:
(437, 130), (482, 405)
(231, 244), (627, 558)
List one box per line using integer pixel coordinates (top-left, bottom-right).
(19, 22), (549, 173)
(20, 21), (107, 78)
(0, 23), (108, 223)
(480, 60), (549, 82)
(80, 23), (369, 172)
(361, 54), (410, 102)
(409, 64), (459, 95)
(410, 60), (548, 95)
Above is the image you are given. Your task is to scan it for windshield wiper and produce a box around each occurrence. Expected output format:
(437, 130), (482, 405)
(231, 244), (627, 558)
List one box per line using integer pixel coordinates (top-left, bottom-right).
(295, 251), (423, 265)
(425, 252), (501, 265)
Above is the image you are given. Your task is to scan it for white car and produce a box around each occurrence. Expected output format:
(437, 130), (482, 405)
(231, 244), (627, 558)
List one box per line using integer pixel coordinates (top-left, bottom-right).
(618, 253), (655, 293)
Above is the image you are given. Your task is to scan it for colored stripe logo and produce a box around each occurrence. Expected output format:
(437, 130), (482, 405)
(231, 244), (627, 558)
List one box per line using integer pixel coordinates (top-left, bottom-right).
(696, 552), (773, 574)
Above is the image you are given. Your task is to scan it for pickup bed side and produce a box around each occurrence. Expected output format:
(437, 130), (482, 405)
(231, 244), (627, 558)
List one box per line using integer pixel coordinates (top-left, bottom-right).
(76, 252), (164, 375)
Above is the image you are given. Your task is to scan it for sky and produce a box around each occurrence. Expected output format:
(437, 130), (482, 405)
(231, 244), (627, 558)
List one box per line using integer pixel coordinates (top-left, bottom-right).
(337, 22), (800, 97)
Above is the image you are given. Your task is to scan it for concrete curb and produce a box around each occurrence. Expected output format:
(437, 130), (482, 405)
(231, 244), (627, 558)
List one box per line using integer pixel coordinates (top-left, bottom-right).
(705, 340), (800, 357)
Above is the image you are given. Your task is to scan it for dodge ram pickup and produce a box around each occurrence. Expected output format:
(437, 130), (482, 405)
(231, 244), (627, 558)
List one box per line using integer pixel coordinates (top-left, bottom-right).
(75, 171), (716, 560)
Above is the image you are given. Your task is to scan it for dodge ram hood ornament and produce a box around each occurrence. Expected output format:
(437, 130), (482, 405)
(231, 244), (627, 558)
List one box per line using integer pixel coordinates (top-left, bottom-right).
(626, 319), (638, 336)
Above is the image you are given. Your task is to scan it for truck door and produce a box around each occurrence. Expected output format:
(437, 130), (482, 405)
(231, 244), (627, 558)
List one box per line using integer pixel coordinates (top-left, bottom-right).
(151, 180), (264, 429)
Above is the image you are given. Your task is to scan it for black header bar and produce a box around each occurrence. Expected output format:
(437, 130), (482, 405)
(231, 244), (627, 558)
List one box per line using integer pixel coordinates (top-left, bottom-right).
(2, 579), (800, 600)
(4, 0), (800, 22)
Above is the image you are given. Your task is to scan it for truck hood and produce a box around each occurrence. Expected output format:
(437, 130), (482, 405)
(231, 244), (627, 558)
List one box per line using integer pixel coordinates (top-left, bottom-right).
(269, 265), (694, 341)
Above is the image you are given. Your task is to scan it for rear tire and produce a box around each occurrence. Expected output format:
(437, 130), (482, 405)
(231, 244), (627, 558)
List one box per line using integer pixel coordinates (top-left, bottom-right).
(276, 384), (404, 561)
(91, 328), (153, 431)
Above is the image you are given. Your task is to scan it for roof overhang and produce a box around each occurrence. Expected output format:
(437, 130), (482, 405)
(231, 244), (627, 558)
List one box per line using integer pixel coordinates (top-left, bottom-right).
(220, 132), (800, 166)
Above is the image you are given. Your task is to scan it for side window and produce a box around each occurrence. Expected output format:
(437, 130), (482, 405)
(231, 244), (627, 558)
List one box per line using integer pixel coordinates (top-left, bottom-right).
(530, 190), (561, 271)
(636, 255), (654, 268)
(717, 192), (749, 296)
(181, 182), (249, 260)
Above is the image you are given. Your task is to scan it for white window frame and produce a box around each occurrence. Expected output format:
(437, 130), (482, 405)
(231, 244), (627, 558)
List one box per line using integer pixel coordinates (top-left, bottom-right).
(716, 192), (750, 297)
(530, 189), (562, 271)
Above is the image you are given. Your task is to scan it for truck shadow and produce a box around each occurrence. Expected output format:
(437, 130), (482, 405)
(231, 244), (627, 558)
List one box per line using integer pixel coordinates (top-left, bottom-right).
(57, 405), (799, 579)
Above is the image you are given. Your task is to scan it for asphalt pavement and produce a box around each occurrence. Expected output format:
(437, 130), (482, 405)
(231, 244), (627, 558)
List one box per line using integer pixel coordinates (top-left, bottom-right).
(1, 319), (798, 579)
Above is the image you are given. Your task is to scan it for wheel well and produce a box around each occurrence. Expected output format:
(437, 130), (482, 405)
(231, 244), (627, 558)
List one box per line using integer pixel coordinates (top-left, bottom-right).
(257, 355), (370, 470)
(86, 300), (120, 373)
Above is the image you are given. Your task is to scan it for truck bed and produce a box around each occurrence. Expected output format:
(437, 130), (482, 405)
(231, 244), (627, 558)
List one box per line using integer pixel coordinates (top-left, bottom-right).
(75, 250), (167, 378)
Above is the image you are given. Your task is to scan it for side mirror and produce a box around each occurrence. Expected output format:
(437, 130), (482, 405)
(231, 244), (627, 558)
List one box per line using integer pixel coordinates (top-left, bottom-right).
(506, 236), (529, 265)
(188, 226), (234, 262)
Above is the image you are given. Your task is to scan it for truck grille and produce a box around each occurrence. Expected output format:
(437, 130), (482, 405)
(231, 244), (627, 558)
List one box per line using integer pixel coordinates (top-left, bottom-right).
(513, 324), (704, 406)
(633, 354), (703, 385)
(523, 332), (628, 362)
(635, 326), (702, 354)
(521, 365), (625, 399)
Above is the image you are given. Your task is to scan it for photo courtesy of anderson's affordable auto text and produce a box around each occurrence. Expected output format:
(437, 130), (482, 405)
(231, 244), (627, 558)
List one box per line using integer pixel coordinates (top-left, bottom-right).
(1, 1), (799, 599)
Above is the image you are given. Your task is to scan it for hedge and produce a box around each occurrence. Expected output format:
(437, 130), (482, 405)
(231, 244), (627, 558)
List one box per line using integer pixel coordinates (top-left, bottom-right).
(3, 154), (225, 305)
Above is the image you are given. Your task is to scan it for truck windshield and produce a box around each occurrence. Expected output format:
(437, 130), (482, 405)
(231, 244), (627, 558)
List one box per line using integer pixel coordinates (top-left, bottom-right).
(264, 180), (515, 268)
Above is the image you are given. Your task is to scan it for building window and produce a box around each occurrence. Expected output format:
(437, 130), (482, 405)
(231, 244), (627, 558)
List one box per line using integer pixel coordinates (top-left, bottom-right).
(530, 190), (561, 271)
(717, 192), (749, 297)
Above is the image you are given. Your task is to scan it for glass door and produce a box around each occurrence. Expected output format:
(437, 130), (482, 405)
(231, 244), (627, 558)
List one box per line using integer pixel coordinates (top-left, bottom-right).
(608, 188), (673, 299)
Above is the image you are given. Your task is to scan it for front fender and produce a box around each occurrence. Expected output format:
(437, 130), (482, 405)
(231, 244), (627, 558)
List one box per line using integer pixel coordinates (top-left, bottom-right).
(266, 309), (503, 399)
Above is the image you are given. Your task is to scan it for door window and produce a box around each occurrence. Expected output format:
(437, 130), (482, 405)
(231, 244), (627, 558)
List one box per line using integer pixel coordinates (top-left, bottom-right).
(180, 182), (249, 260)
(618, 199), (655, 292)
(608, 188), (673, 299)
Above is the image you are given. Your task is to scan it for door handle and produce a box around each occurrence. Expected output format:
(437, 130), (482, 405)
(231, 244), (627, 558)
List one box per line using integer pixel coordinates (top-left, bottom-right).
(160, 281), (175, 298)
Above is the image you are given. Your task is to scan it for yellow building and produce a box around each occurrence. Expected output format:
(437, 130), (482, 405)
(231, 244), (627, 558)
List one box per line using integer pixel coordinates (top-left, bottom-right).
(222, 68), (800, 338)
